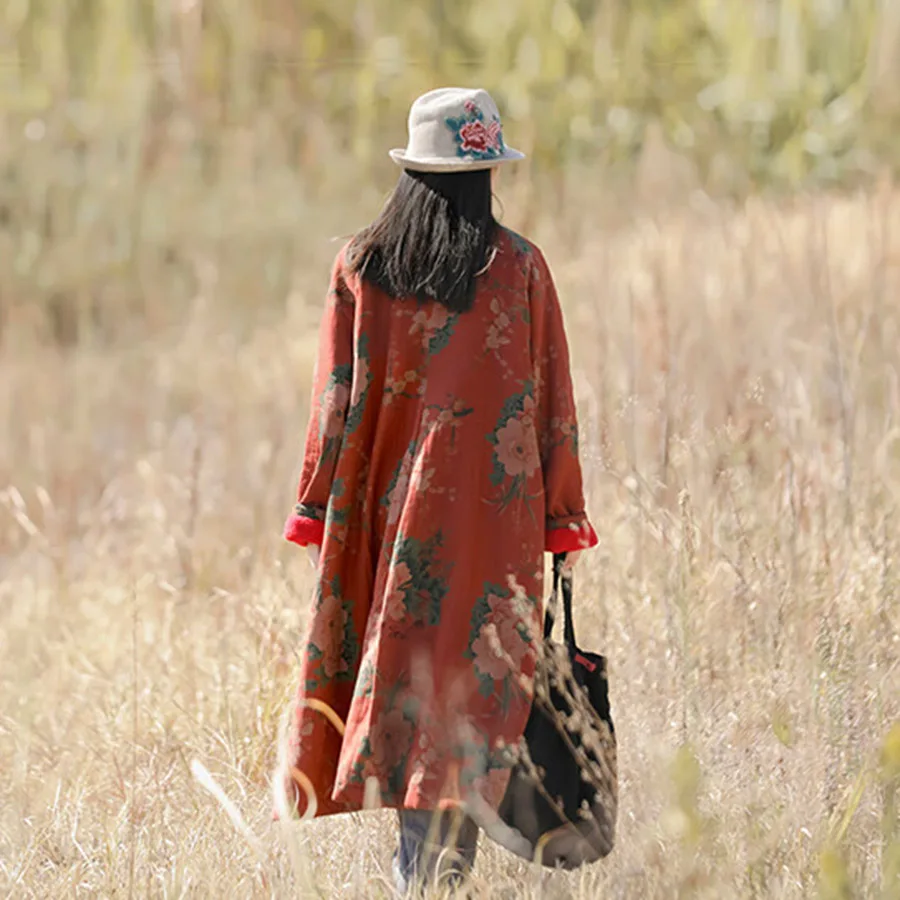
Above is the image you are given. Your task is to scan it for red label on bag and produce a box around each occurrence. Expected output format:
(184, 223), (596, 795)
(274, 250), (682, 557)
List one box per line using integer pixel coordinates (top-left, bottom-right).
(575, 653), (596, 672)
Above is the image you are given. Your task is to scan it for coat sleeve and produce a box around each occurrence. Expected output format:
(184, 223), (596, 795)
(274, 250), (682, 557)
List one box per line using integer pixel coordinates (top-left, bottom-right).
(529, 246), (598, 554)
(283, 250), (355, 547)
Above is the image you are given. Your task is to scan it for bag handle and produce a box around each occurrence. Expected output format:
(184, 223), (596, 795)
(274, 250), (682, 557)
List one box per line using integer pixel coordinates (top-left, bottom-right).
(544, 552), (577, 650)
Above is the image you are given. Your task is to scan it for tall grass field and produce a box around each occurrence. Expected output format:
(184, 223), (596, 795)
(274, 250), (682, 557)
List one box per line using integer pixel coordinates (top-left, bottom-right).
(2, 2), (900, 897)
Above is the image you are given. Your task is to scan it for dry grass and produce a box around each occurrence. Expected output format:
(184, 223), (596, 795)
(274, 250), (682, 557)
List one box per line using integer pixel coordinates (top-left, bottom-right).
(2, 183), (900, 899)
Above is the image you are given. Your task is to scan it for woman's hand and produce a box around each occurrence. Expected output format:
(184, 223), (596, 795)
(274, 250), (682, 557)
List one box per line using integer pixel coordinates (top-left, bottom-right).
(307, 544), (321, 570)
(561, 551), (581, 574)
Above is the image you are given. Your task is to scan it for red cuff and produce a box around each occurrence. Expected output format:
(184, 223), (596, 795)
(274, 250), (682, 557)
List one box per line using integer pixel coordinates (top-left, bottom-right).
(284, 514), (325, 547)
(546, 521), (598, 554)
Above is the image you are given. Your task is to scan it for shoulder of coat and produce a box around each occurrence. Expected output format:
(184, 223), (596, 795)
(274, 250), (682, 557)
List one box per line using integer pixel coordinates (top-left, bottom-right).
(328, 239), (361, 303)
(497, 225), (539, 261)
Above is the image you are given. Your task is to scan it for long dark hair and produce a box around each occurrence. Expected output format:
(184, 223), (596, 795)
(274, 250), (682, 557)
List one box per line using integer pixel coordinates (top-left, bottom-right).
(345, 169), (497, 313)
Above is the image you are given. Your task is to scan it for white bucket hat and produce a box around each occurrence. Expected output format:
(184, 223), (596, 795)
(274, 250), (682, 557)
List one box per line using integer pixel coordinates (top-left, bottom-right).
(389, 87), (526, 173)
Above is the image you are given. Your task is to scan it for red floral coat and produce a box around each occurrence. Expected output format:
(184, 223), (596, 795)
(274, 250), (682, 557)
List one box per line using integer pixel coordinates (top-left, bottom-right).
(279, 227), (597, 820)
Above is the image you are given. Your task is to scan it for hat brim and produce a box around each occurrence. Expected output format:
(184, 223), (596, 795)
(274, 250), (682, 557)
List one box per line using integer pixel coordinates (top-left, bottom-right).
(388, 147), (526, 173)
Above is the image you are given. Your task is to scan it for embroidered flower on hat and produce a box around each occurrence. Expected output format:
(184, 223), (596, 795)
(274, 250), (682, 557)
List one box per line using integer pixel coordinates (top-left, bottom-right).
(445, 100), (506, 161)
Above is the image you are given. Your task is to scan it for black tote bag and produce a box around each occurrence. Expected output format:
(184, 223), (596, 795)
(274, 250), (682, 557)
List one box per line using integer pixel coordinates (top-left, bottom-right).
(496, 553), (618, 869)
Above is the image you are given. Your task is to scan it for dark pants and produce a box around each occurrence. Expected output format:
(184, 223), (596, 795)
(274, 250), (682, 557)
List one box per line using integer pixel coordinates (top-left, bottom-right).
(393, 808), (479, 895)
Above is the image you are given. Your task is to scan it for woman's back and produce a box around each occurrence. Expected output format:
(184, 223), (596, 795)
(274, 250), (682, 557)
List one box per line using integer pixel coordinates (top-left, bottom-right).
(332, 226), (548, 547)
(277, 86), (597, 895)
(284, 222), (593, 817)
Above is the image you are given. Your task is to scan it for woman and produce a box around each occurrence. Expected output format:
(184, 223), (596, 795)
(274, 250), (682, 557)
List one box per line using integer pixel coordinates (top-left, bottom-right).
(276, 87), (597, 894)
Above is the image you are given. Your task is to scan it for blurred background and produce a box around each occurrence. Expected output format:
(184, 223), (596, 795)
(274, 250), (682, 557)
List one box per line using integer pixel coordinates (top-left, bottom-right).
(2, 2), (900, 898)
(3, 0), (900, 343)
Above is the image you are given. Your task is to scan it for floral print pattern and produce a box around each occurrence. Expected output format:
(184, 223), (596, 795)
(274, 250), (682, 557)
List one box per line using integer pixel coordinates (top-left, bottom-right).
(487, 383), (542, 511)
(278, 228), (597, 820)
(410, 305), (458, 356)
(346, 333), (373, 430)
(304, 574), (359, 691)
(466, 584), (536, 710)
(318, 370), (351, 460)
(386, 531), (451, 628)
(445, 99), (506, 160)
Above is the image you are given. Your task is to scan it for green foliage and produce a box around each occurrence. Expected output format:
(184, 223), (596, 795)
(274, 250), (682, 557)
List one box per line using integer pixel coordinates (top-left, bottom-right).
(816, 723), (900, 900)
(2, 0), (900, 343)
(5, 0), (897, 182)
(881, 724), (900, 898)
